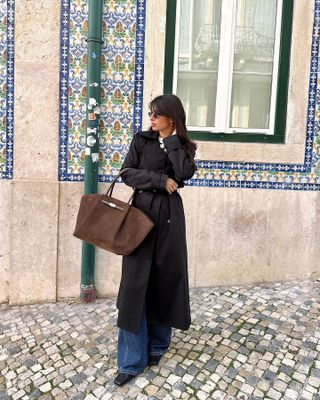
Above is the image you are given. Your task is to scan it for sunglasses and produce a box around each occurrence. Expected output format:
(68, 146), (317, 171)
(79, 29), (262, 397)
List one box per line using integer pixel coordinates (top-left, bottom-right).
(148, 111), (162, 119)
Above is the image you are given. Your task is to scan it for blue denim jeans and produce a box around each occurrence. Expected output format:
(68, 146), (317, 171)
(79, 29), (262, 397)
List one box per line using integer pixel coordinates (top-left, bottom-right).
(117, 306), (172, 375)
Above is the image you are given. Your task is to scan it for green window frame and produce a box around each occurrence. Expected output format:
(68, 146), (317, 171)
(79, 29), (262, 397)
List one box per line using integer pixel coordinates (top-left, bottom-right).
(164, 0), (294, 143)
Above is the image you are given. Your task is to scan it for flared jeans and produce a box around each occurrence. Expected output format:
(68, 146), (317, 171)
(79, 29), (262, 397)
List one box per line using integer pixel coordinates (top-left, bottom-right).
(117, 306), (172, 375)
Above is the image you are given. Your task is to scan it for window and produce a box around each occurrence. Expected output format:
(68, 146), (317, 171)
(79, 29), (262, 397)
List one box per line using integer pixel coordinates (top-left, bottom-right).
(164, 0), (294, 143)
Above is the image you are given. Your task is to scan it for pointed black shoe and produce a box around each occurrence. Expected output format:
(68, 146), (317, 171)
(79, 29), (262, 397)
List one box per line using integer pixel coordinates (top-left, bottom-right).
(114, 372), (136, 386)
(149, 354), (162, 366)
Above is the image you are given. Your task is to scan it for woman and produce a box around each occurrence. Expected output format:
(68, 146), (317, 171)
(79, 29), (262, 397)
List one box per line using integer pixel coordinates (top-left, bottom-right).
(114, 94), (197, 386)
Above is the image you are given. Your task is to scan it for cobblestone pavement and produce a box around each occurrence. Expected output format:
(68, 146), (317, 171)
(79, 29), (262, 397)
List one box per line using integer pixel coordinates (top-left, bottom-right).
(0, 279), (320, 400)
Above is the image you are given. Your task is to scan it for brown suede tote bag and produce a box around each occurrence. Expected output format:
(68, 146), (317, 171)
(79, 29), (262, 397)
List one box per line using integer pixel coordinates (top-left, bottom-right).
(73, 168), (154, 255)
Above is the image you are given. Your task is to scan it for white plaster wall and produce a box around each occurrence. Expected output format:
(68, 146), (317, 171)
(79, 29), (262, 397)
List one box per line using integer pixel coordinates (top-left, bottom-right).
(182, 187), (320, 287)
(57, 182), (83, 299)
(0, 181), (10, 303)
(8, 0), (61, 304)
(14, 0), (60, 180)
(9, 181), (59, 304)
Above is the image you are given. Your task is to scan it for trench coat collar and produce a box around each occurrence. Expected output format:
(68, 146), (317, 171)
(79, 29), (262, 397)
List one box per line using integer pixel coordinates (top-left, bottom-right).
(139, 130), (159, 140)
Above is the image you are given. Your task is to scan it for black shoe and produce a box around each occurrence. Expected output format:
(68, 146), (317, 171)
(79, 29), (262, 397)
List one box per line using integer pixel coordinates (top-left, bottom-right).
(149, 354), (162, 366)
(114, 372), (136, 386)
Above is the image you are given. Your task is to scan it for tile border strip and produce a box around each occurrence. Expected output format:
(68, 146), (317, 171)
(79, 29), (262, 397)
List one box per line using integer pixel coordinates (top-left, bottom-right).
(1, 0), (14, 180)
(58, 0), (70, 181)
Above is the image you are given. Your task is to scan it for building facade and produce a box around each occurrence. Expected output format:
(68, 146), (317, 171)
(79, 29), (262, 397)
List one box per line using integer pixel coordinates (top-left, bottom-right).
(0, 0), (319, 305)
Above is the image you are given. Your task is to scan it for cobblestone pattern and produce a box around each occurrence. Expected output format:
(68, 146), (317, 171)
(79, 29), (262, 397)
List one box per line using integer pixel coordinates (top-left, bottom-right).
(0, 280), (320, 399)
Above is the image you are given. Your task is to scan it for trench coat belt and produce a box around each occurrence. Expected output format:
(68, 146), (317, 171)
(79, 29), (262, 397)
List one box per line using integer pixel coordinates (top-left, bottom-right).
(136, 188), (167, 194)
(136, 189), (173, 223)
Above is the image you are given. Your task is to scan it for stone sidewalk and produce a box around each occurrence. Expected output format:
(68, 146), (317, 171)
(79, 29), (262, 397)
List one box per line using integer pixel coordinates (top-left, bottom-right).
(0, 279), (320, 400)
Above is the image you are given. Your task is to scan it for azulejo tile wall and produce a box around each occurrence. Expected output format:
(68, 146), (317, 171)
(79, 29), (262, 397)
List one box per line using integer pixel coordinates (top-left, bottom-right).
(59, 0), (320, 191)
(0, 0), (14, 180)
(59, 0), (143, 182)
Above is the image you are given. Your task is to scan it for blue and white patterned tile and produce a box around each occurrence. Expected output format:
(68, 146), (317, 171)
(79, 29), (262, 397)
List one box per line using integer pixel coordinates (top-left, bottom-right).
(59, 0), (142, 181)
(59, 0), (320, 191)
(0, 0), (14, 180)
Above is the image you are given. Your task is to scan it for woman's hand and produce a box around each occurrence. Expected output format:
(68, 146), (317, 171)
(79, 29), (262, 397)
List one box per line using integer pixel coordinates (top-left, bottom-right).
(165, 178), (178, 194)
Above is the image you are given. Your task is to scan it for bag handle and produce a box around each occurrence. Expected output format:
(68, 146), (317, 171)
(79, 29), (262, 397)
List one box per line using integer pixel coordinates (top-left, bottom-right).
(106, 168), (135, 204)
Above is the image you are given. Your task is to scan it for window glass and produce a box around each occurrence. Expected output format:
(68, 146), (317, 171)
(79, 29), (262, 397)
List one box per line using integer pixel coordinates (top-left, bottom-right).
(176, 0), (222, 127)
(230, 0), (278, 129)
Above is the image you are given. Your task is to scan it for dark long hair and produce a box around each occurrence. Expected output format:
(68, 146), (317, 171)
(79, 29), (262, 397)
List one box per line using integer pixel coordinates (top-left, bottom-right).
(149, 94), (197, 162)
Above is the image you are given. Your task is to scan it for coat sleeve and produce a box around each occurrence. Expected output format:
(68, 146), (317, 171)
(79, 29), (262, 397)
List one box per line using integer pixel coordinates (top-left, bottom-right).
(120, 134), (169, 190)
(163, 135), (197, 181)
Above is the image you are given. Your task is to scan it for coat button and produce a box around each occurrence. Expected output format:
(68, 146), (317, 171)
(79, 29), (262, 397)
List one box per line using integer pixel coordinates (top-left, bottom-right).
(153, 189), (156, 193)
(138, 190), (143, 194)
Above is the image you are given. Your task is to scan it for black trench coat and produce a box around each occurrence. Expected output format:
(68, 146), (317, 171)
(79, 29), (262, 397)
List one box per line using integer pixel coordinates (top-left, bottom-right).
(116, 130), (196, 333)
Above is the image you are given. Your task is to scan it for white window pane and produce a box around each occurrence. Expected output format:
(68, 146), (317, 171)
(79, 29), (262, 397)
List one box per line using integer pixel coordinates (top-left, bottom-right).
(177, 75), (217, 126)
(176, 0), (222, 127)
(230, 0), (277, 129)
